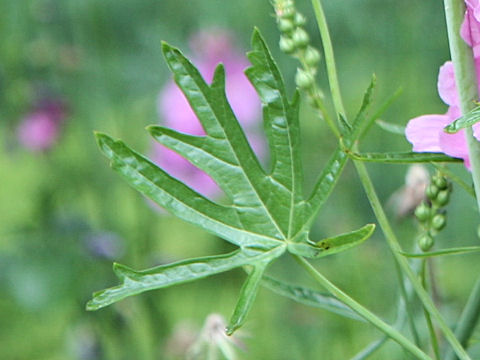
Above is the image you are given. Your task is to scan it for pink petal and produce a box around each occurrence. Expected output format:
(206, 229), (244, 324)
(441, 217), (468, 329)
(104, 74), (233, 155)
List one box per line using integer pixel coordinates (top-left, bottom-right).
(462, 4), (480, 57)
(439, 129), (470, 168)
(405, 114), (451, 152)
(437, 62), (458, 107)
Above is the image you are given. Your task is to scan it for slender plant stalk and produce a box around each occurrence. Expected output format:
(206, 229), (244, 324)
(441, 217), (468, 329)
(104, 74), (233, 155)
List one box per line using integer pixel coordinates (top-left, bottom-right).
(310, 0), (346, 118)
(309, 0), (471, 357)
(354, 158), (471, 360)
(293, 255), (432, 360)
(444, 1), (480, 358)
(421, 260), (441, 360)
(350, 260), (422, 360)
(394, 258), (421, 348)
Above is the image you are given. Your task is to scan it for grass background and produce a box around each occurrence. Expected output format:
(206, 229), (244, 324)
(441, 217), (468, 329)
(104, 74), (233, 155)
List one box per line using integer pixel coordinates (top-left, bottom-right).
(1, 0), (479, 358)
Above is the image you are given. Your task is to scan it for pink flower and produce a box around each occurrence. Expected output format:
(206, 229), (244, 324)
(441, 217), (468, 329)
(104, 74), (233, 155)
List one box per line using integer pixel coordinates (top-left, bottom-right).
(406, 3), (480, 168)
(152, 29), (263, 197)
(17, 98), (67, 152)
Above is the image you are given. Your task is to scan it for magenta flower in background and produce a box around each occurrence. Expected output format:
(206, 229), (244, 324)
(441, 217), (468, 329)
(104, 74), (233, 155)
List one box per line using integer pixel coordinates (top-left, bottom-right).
(152, 29), (263, 198)
(17, 98), (67, 152)
(406, 2), (480, 169)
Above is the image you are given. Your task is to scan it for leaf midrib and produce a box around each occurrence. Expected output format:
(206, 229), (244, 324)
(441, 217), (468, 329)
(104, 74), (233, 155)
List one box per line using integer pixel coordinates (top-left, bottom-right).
(256, 46), (296, 240)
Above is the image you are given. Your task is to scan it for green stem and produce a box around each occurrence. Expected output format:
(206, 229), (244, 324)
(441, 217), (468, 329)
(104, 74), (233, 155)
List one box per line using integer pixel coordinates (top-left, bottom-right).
(310, 0), (346, 118)
(293, 255), (432, 360)
(310, 0), (469, 358)
(394, 257), (421, 348)
(354, 158), (471, 360)
(446, 278), (480, 360)
(444, 1), (480, 357)
(444, 0), (480, 207)
(421, 259), (441, 360)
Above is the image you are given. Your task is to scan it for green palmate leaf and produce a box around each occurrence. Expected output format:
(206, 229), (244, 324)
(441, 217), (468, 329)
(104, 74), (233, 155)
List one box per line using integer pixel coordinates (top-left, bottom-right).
(288, 224), (375, 259)
(399, 246), (480, 258)
(90, 29), (372, 332)
(261, 275), (364, 321)
(444, 104), (480, 133)
(375, 120), (406, 135)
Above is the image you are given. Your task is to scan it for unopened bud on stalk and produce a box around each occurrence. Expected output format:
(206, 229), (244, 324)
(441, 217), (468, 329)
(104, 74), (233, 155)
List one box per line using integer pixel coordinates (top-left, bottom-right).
(294, 13), (307, 26)
(414, 202), (431, 223)
(304, 46), (321, 67)
(292, 28), (309, 48)
(295, 68), (314, 90)
(426, 184), (439, 201)
(434, 189), (450, 207)
(279, 36), (296, 54)
(432, 175), (448, 190)
(278, 18), (295, 33)
(419, 233), (434, 252)
(431, 214), (446, 231)
(277, 0), (295, 19)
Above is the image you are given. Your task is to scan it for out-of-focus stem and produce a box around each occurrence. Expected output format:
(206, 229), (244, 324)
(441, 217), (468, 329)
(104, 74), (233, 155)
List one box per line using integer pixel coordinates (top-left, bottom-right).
(354, 157), (471, 360)
(294, 255), (432, 360)
(310, 0), (470, 356)
(421, 259), (441, 360)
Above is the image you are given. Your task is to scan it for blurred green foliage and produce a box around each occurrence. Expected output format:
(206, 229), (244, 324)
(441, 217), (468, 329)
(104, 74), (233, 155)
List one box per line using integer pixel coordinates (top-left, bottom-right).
(1, 0), (480, 359)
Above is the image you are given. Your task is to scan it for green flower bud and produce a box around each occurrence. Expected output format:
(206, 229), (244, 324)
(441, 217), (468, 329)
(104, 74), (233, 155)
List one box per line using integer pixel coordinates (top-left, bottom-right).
(419, 233), (434, 252)
(432, 175), (448, 190)
(434, 189), (450, 207)
(304, 46), (321, 67)
(279, 36), (296, 54)
(292, 28), (310, 48)
(426, 184), (439, 201)
(278, 18), (295, 33)
(414, 202), (431, 223)
(295, 68), (314, 90)
(278, 1), (295, 19)
(294, 13), (307, 26)
(431, 214), (446, 231)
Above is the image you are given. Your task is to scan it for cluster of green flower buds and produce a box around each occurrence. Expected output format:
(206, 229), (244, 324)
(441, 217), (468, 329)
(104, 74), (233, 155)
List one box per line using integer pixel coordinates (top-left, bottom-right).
(414, 172), (452, 251)
(273, 0), (321, 91)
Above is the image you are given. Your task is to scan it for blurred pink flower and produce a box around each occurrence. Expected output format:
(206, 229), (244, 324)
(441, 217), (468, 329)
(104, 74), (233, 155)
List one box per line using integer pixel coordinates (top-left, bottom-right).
(17, 98), (67, 152)
(406, 2), (480, 169)
(152, 29), (263, 197)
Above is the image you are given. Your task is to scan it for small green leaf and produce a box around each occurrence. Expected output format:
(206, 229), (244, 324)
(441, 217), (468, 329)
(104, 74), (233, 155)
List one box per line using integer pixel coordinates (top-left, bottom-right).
(87, 246), (285, 311)
(261, 275), (364, 321)
(288, 224), (375, 259)
(375, 120), (406, 135)
(226, 261), (269, 335)
(399, 246), (480, 258)
(358, 87), (403, 141)
(342, 148), (462, 164)
(444, 105), (480, 133)
(338, 113), (352, 136)
(352, 74), (376, 129)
